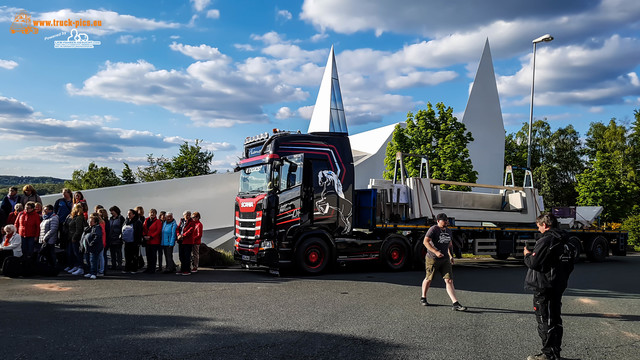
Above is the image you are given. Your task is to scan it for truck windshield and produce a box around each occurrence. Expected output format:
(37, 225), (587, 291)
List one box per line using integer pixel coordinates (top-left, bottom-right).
(239, 164), (271, 194)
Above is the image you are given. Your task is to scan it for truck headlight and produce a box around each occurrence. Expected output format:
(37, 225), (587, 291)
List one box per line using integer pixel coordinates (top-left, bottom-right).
(261, 240), (274, 249)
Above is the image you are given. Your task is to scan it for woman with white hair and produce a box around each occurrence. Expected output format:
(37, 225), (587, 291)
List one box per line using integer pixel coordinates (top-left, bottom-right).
(0, 224), (22, 266)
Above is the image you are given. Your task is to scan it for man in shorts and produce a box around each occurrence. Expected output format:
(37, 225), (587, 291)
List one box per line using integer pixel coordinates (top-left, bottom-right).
(420, 213), (467, 311)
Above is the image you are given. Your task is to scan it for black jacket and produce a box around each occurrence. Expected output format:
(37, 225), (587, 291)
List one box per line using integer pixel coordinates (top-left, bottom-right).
(524, 228), (575, 291)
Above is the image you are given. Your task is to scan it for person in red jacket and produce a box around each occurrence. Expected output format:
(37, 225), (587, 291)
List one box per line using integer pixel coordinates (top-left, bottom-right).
(7, 203), (23, 226)
(16, 201), (41, 258)
(142, 209), (162, 274)
(176, 211), (195, 275)
(191, 212), (203, 273)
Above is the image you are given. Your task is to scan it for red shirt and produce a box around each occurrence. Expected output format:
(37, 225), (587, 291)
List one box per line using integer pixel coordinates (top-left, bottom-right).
(143, 217), (162, 245)
(16, 210), (41, 238)
(177, 219), (196, 245)
(193, 220), (203, 245)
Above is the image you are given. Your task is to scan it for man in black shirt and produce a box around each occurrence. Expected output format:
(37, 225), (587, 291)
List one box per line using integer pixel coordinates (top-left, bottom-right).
(420, 213), (467, 311)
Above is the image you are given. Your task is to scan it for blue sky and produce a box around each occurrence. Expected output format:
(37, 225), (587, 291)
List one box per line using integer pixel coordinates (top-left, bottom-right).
(1, 0), (639, 179)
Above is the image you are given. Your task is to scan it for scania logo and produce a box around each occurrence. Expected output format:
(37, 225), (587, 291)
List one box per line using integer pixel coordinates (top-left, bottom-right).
(241, 202), (254, 208)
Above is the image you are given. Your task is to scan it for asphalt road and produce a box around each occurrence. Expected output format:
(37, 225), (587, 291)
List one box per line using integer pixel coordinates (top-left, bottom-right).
(1, 255), (639, 360)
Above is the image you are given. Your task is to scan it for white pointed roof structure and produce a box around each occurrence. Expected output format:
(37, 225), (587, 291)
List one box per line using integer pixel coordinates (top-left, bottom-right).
(462, 39), (505, 187)
(308, 45), (348, 134)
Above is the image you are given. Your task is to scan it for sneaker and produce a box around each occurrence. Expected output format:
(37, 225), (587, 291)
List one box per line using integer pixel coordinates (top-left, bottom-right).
(129, 271), (137, 274)
(526, 354), (550, 360)
(176, 272), (182, 275)
(68, 267), (78, 273)
(191, 268), (198, 273)
(182, 272), (191, 276)
(97, 273), (104, 277)
(72, 268), (84, 275)
(90, 275), (97, 280)
(121, 270), (128, 274)
(420, 298), (430, 306)
(452, 302), (467, 311)
(63, 267), (71, 272)
(84, 273), (92, 278)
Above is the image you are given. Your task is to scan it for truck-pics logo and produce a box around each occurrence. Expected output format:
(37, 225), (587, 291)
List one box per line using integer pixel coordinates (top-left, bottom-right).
(54, 29), (101, 49)
(10, 11), (38, 34)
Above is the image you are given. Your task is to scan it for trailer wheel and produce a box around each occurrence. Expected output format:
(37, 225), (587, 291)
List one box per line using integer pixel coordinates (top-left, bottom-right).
(568, 236), (582, 262)
(381, 236), (409, 271)
(587, 236), (608, 262)
(413, 240), (427, 268)
(296, 237), (330, 274)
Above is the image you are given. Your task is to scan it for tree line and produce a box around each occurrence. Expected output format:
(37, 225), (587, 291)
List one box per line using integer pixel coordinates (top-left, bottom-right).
(64, 140), (215, 190)
(384, 103), (640, 248)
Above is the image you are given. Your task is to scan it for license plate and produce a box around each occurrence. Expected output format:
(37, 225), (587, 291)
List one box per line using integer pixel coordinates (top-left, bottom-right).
(242, 255), (250, 261)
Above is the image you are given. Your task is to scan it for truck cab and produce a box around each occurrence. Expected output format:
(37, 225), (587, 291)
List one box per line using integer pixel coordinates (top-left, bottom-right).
(234, 130), (354, 272)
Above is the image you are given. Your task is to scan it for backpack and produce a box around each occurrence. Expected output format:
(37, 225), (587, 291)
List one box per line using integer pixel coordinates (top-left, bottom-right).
(121, 223), (134, 243)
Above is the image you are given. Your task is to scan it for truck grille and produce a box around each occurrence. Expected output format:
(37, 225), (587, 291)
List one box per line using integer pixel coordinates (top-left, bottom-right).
(236, 206), (262, 245)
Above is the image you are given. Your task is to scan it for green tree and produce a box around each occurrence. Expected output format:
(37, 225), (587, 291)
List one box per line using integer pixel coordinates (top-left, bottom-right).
(166, 139), (215, 178)
(504, 120), (583, 208)
(121, 162), (136, 184)
(64, 162), (122, 190)
(576, 119), (636, 221)
(384, 102), (477, 190)
(135, 154), (172, 182)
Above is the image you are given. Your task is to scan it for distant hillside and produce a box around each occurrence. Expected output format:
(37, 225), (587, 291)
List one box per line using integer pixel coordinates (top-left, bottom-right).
(0, 175), (67, 186)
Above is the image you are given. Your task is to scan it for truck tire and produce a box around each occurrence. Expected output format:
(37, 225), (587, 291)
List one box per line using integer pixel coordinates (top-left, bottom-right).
(587, 236), (608, 262)
(296, 237), (330, 274)
(413, 241), (427, 268)
(381, 236), (409, 271)
(568, 236), (582, 262)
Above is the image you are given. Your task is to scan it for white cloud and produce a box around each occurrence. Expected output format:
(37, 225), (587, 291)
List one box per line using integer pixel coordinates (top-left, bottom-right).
(206, 9), (220, 19)
(0, 59), (18, 69)
(275, 107), (295, 119)
(301, 0), (605, 37)
(116, 35), (146, 44)
(0, 96), (34, 117)
(276, 9), (292, 21)
(497, 35), (640, 106)
(310, 33), (328, 42)
(35, 9), (180, 35)
(234, 43), (255, 51)
(170, 42), (228, 61)
(66, 56), (308, 127)
(191, 0), (211, 12)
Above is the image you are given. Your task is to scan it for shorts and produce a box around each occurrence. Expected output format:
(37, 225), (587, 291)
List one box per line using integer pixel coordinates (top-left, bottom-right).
(425, 256), (452, 281)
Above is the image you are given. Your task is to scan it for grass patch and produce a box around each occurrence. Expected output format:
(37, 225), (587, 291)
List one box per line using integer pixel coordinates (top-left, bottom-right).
(215, 249), (237, 267)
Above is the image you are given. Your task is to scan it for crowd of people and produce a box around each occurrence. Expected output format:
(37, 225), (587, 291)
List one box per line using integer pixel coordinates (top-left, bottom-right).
(0, 186), (204, 278)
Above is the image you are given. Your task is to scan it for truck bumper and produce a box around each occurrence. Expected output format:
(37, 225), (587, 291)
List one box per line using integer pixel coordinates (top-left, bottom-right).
(234, 248), (279, 268)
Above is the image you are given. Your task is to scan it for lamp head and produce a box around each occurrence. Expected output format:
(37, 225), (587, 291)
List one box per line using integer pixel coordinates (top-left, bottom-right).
(533, 34), (554, 43)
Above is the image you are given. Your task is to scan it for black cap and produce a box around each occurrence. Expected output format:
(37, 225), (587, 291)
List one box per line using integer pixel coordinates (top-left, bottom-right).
(436, 213), (448, 222)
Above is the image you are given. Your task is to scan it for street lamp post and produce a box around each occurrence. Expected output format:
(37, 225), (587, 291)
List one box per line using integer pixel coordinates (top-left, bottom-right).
(526, 34), (553, 170)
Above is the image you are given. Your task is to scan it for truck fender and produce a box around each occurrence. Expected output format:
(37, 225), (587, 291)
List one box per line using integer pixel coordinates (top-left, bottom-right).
(293, 229), (335, 258)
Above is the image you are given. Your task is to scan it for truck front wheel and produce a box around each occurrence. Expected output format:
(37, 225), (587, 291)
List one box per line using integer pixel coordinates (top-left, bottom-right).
(587, 236), (608, 262)
(296, 237), (330, 274)
(381, 236), (409, 271)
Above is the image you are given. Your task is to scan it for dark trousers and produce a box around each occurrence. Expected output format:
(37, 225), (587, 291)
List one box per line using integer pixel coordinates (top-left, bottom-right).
(40, 243), (57, 267)
(162, 246), (176, 272)
(110, 244), (123, 269)
(157, 246), (164, 270)
(124, 242), (139, 272)
(533, 288), (565, 359)
(178, 243), (193, 273)
(145, 244), (160, 272)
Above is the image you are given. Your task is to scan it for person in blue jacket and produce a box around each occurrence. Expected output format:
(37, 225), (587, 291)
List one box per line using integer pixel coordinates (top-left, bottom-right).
(161, 212), (177, 274)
